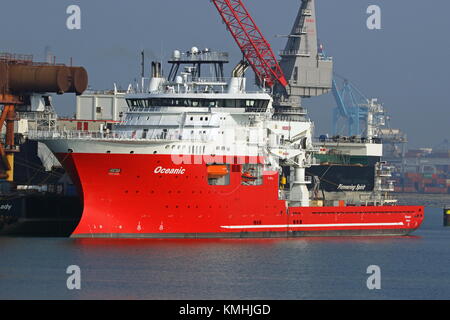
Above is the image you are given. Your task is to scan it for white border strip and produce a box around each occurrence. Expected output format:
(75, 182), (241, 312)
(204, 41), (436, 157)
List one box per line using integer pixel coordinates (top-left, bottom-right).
(220, 222), (404, 229)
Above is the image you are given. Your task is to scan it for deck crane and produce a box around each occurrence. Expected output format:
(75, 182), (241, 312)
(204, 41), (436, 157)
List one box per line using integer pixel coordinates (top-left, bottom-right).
(210, 0), (288, 89)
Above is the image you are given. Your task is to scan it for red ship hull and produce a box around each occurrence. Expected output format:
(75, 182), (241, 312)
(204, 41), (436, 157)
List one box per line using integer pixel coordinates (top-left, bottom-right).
(57, 153), (424, 238)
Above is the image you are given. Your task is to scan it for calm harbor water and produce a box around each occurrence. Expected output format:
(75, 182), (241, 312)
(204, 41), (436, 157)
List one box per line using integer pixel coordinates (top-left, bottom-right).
(0, 207), (449, 300)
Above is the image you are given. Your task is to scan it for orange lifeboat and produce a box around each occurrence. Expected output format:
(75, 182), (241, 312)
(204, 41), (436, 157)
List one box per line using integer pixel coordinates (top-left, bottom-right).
(242, 171), (257, 182)
(207, 165), (229, 178)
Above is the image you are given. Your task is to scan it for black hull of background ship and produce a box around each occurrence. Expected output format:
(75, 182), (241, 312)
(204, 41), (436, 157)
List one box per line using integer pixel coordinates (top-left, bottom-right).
(0, 193), (81, 237)
(0, 140), (82, 237)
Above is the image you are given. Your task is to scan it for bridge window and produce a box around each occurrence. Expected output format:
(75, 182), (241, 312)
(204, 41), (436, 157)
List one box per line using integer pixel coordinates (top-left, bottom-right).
(127, 98), (269, 109)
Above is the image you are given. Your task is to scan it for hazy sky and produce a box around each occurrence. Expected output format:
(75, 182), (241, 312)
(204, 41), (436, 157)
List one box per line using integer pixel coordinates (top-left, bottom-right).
(1, 0), (449, 148)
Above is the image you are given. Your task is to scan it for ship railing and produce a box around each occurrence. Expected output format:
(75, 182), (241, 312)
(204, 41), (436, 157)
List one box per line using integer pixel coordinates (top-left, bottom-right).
(376, 170), (392, 177)
(164, 77), (230, 88)
(189, 77), (229, 84)
(358, 193), (398, 206)
(0, 52), (34, 63)
(271, 115), (307, 123)
(316, 136), (383, 145)
(274, 107), (307, 114)
(83, 89), (130, 95)
(245, 107), (269, 113)
(128, 105), (271, 114)
(28, 130), (216, 143)
(28, 130), (180, 142)
(17, 112), (57, 121)
(169, 51), (229, 63)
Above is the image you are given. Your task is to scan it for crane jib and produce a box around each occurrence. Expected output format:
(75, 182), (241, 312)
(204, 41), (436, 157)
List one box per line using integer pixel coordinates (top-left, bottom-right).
(211, 0), (288, 88)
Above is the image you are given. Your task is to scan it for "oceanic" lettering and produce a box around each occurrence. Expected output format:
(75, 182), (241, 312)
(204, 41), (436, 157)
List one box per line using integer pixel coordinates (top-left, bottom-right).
(154, 166), (186, 175)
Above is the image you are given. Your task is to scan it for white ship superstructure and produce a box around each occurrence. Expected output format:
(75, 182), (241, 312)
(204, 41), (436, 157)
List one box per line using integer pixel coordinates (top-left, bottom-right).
(34, 48), (317, 207)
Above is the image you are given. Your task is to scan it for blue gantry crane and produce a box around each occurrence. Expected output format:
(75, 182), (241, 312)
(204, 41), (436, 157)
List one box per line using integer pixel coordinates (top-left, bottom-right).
(331, 74), (374, 137)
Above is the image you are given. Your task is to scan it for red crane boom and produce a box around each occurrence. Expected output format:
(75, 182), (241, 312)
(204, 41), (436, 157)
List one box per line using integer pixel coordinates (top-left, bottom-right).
(211, 0), (288, 88)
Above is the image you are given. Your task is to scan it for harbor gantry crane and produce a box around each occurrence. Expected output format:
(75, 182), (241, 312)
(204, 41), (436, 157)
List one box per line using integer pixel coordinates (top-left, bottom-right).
(332, 75), (388, 139)
(332, 76), (375, 137)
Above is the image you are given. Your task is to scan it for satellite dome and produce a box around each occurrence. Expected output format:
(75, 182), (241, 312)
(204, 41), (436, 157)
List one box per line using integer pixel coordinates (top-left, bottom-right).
(173, 50), (181, 60)
(191, 47), (199, 55)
